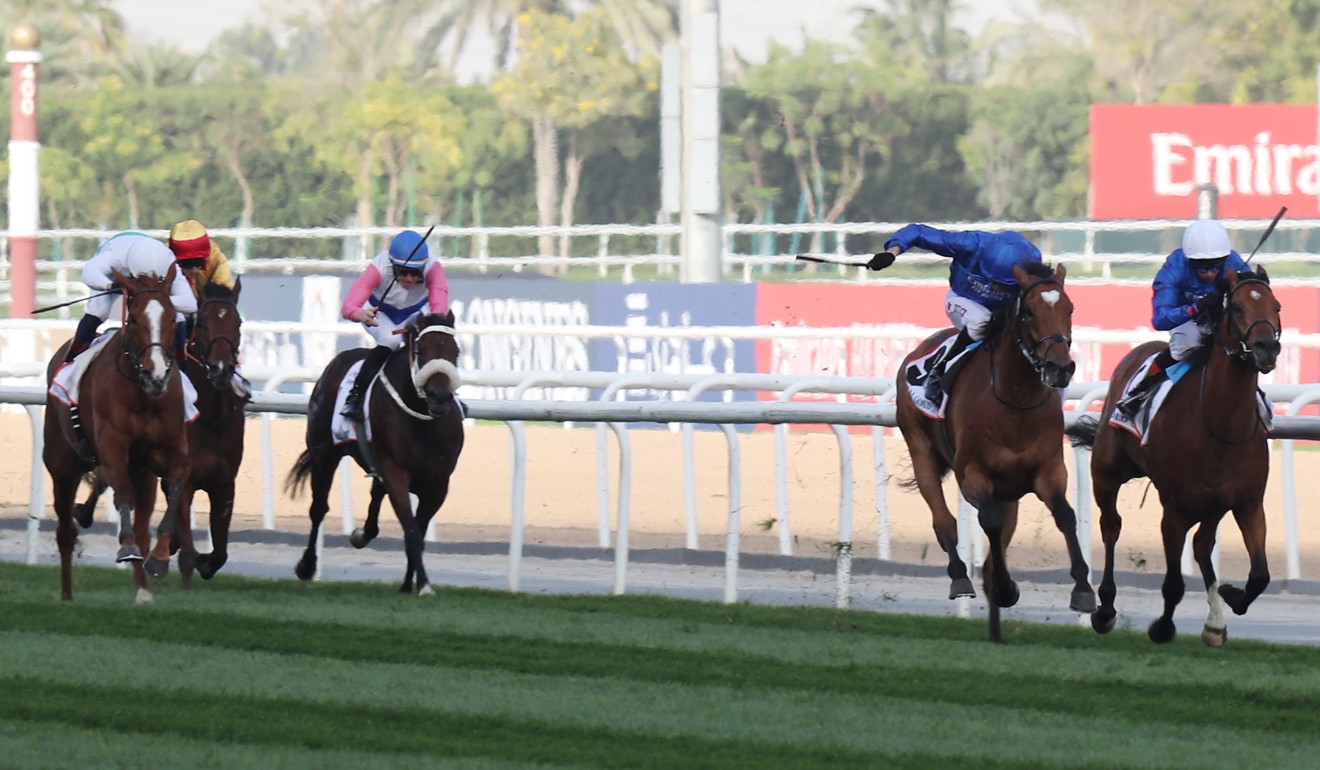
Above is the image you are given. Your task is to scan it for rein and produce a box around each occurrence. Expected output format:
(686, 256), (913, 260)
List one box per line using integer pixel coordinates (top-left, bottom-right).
(189, 295), (241, 374)
(380, 323), (459, 421)
(114, 287), (177, 387)
(1199, 277), (1278, 445)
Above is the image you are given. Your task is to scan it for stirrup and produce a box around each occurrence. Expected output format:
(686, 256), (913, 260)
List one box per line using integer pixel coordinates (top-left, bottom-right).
(341, 396), (365, 422)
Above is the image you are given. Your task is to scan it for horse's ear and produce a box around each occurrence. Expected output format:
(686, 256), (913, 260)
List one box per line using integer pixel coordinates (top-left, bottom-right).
(163, 262), (178, 288)
(109, 268), (133, 290)
(1054, 263), (1067, 283)
(1256, 265), (1270, 284)
(442, 309), (455, 327)
(232, 276), (242, 299)
(1011, 263), (1028, 284)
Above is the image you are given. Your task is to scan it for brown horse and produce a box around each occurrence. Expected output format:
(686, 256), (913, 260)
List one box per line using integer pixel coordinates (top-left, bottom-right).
(1074, 267), (1280, 646)
(288, 312), (464, 594)
(43, 267), (191, 603)
(72, 280), (247, 586)
(896, 262), (1093, 642)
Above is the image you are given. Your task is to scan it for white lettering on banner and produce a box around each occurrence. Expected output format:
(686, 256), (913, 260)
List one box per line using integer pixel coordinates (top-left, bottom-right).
(614, 292), (730, 401)
(768, 323), (909, 401)
(1152, 131), (1320, 197)
(451, 297), (591, 400)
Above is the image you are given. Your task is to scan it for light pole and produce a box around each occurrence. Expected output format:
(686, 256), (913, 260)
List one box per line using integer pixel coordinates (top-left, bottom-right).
(679, 0), (722, 283)
(7, 22), (40, 318)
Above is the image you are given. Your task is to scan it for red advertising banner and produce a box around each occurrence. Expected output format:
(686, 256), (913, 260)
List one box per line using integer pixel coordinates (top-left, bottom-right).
(1090, 104), (1320, 219)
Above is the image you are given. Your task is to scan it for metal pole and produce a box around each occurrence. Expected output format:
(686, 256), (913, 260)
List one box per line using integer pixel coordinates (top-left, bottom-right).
(680, 0), (722, 283)
(7, 22), (40, 318)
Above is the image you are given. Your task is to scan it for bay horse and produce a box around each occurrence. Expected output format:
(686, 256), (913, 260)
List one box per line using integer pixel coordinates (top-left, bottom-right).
(287, 312), (465, 595)
(43, 267), (191, 603)
(896, 262), (1093, 642)
(75, 280), (248, 586)
(1073, 266), (1280, 646)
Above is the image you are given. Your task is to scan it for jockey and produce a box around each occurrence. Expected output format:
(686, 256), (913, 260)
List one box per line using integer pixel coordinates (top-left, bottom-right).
(66, 233), (198, 363)
(870, 224), (1043, 402)
(1115, 218), (1248, 417)
(339, 229), (449, 422)
(168, 219), (251, 399)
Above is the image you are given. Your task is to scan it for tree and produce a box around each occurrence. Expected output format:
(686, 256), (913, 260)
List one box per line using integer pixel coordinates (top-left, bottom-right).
(0, 0), (124, 85)
(491, 8), (658, 258)
(853, 0), (976, 85)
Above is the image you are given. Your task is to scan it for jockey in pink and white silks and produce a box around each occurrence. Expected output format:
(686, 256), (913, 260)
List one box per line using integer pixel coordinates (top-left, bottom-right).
(338, 230), (450, 421)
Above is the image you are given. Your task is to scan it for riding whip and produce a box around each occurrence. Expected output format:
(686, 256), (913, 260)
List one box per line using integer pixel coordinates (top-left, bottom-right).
(795, 253), (872, 268)
(1244, 206), (1287, 264)
(34, 289), (119, 315)
(371, 224), (436, 318)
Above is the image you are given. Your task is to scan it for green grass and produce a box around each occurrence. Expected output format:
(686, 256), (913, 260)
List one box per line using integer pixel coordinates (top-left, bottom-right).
(4, 562), (1320, 769)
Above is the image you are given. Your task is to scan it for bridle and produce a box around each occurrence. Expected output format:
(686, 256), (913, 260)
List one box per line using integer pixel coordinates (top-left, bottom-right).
(377, 322), (460, 421)
(1216, 278), (1281, 364)
(117, 286), (177, 386)
(987, 275), (1072, 411)
(189, 294), (241, 384)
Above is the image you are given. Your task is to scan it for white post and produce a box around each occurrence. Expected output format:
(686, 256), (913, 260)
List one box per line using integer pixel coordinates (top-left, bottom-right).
(680, 0), (722, 283)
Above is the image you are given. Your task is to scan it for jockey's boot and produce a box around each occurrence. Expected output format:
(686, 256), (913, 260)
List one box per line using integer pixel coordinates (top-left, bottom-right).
(924, 328), (974, 402)
(1115, 348), (1177, 418)
(341, 345), (392, 423)
(64, 313), (104, 364)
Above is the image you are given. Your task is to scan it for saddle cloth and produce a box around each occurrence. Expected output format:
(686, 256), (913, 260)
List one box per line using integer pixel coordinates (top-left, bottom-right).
(902, 335), (981, 420)
(1108, 353), (1273, 445)
(49, 332), (199, 423)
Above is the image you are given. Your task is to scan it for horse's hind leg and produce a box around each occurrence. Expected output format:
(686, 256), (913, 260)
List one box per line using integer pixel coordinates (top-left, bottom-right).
(174, 484), (199, 589)
(146, 450), (191, 578)
(131, 472), (159, 602)
(73, 471), (107, 529)
(350, 478), (386, 549)
(1219, 501), (1271, 615)
(1191, 519), (1227, 647)
(1149, 510), (1192, 644)
(295, 454), (338, 582)
(51, 471), (82, 601)
(195, 483), (234, 580)
(900, 428), (972, 599)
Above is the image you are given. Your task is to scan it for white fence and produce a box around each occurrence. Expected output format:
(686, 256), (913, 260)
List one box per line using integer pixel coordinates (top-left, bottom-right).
(5, 374), (1320, 610)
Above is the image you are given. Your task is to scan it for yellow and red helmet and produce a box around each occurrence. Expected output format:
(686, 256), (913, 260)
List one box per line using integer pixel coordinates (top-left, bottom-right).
(168, 219), (211, 267)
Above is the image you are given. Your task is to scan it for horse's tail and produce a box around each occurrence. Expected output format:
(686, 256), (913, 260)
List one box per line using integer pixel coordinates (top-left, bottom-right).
(1066, 414), (1099, 449)
(285, 448), (315, 498)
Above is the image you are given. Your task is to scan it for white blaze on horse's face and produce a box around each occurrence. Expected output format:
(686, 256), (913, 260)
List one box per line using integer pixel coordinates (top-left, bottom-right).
(1249, 289), (1262, 300)
(143, 299), (169, 381)
(1040, 289), (1062, 307)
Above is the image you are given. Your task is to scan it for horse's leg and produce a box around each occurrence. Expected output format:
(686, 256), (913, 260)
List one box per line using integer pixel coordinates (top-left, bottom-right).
(196, 483), (234, 580)
(1088, 431), (1130, 635)
(902, 430), (972, 599)
(350, 478), (386, 549)
(1220, 501), (1271, 617)
(146, 447), (191, 578)
(962, 466), (1017, 614)
(294, 453), (337, 581)
(1035, 461), (1097, 614)
(51, 470), (82, 601)
(97, 448), (142, 564)
(1149, 510), (1192, 644)
(380, 463), (429, 596)
(131, 471), (158, 603)
(410, 476), (453, 590)
(174, 482), (199, 589)
(73, 471), (107, 529)
(1191, 519), (1227, 647)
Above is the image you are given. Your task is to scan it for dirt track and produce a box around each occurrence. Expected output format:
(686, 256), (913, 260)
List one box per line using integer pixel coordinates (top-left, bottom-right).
(5, 411), (1320, 583)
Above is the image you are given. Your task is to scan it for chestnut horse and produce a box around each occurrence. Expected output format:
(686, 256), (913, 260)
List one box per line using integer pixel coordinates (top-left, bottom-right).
(72, 280), (246, 586)
(43, 267), (191, 603)
(288, 312), (464, 594)
(896, 262), (1093, 642)
(1074, 267), (1280, 646)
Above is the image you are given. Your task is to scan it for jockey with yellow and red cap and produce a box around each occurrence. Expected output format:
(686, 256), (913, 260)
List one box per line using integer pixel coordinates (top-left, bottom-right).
(168, 220), (250, 399)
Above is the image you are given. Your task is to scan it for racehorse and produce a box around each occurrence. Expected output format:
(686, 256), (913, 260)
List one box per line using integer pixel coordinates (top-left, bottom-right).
(43, 267), (191, 603)
(1072, 266), (1280, 646)
(287, 312), (464, 595)
(896, 262), (1093, 642)
(74, 279), (248, 587)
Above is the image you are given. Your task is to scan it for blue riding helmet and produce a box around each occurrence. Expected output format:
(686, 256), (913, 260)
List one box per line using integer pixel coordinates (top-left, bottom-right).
(978, 232), (1041, 285)
(388, 231), (429, 269)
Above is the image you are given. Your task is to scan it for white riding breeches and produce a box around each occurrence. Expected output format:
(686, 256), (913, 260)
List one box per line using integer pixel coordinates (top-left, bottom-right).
(944, 290), (993, 341)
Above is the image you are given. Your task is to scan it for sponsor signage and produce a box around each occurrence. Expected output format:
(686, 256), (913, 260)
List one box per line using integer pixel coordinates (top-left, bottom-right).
(1090, 104), (1320, 219)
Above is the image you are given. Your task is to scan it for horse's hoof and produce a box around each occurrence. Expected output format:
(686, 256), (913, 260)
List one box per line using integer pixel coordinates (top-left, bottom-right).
(1218, 584), (1251, 615)
(135, 588), (154, 605)
(418, 584), (435, 597)
(73, 504), (95, 529)
(1148, 618), (1177, 644)
(1201, 625), (1228, 648)
(115, 545), (143, 563)
(196, 552), (226, 580)
(169, 539), (180, 557)
(350, 528), (370, 549)
(994, 581), (1020, 609)
(1070, 587), (1097, 614)
(144, 556), (170, 578)
(949, 577), (975, 599)
(1091, 608), (1116, 635)
(294, 558), (316, 582)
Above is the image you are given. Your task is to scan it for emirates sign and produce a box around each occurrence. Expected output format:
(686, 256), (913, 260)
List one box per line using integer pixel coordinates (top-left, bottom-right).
(1090, 104), (1320, 219)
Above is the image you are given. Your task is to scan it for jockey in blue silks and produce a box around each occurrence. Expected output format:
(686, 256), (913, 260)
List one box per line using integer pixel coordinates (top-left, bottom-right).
(1114, 218), (1249, 417)
(869, 224), (1043, 402)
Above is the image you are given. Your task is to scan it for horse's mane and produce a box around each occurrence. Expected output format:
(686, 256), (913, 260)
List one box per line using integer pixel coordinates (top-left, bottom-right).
(200, 280), (237, 302)
(982, 261), (1059, 339)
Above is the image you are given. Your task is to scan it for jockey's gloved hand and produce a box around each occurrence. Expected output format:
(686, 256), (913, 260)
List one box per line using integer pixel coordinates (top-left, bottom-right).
(867, 252), (896, 271)
(1193, 293), (1219, 317)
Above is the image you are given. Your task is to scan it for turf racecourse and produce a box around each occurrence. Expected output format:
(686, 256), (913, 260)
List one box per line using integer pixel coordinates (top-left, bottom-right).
(3, 563), (1320, 770)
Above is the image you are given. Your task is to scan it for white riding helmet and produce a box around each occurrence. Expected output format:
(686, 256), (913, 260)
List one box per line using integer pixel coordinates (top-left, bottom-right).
(1182, 219), (1232, 262)
(124, 237), (173, 278)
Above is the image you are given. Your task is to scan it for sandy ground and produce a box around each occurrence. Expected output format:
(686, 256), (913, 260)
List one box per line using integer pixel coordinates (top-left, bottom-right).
(5, 410), (1320, 585)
